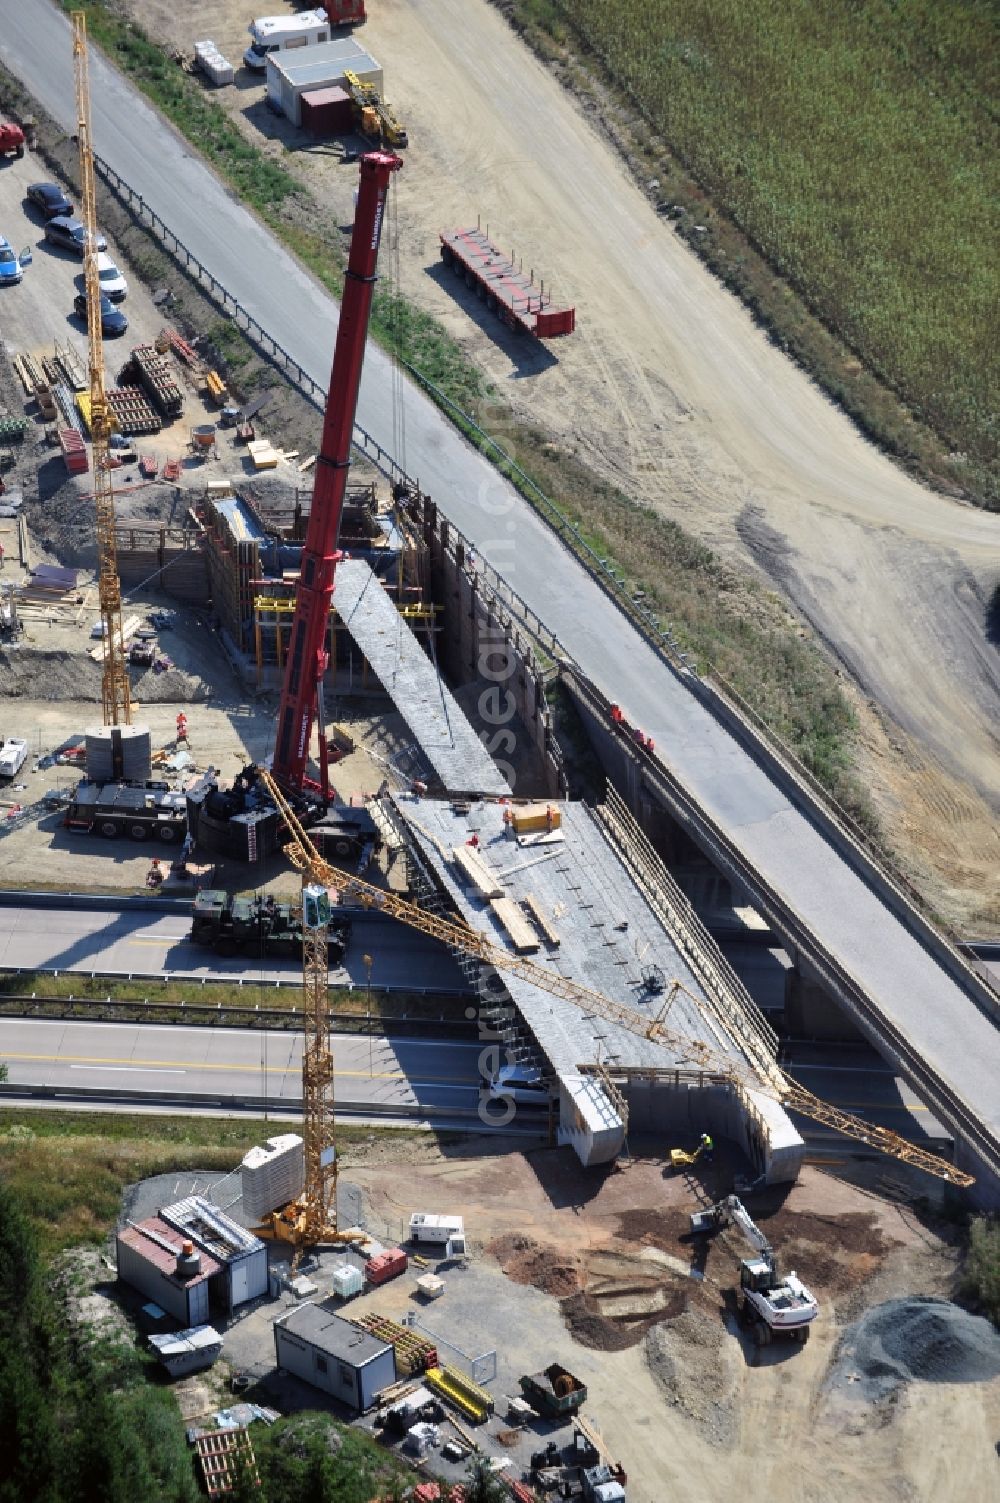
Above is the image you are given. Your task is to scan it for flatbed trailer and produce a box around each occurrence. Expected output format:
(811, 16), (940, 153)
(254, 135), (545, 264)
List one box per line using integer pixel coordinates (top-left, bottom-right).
(439, 226), (575, 338)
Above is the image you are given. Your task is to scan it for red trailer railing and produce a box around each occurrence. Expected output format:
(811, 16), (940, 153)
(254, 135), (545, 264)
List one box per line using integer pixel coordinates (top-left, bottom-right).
(440, 226), (575, 338)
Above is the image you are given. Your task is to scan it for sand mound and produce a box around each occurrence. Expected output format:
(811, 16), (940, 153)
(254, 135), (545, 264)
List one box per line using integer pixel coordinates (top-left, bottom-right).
(830, 1297), (1000, 1401)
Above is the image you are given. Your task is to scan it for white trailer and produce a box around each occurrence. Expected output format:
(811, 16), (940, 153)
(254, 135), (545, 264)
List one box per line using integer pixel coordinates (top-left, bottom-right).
(408, 1213), (466, 1258)
(0, 738), (28, 777)
(244, 10), (331, 72)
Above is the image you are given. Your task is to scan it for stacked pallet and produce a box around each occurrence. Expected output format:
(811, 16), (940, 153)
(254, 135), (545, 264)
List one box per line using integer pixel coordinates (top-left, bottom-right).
(0, 414), (28, 442)
(351, 1313), (437, 1377)
(120, 345), (184, 418)
(108, 387), (161, 436)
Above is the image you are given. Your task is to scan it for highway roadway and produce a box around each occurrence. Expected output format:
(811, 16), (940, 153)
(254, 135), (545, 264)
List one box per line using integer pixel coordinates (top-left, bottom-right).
(2, 4), (998, 1187)
(0, 1018), (937, 1149)
(0, 1017), (491, 1118)
(0, 898), (470, 991)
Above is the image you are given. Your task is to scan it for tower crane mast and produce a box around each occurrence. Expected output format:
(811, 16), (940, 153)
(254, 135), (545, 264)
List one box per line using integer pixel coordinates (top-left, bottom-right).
(71, 12), (131, 726)
(271, 151), (401, 801)
(259, 773), (974, 1193)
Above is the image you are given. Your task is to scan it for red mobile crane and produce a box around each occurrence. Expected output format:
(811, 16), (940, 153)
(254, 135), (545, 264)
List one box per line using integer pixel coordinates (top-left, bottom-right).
(271, 150), (401, 801)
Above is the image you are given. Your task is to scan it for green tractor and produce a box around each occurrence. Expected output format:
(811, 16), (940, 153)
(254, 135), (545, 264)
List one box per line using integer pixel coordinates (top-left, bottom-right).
(190, 889), (351, 962)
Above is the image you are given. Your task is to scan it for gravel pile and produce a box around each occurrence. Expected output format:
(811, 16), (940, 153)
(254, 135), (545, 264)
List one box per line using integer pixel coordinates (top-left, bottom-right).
(830, 1297), (1000, 1402)
(645, 1308), (738, 1449)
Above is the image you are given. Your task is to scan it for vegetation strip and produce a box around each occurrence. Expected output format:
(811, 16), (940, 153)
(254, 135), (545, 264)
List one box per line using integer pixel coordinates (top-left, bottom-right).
(52, 2), (874, 832)
(495, 0), (998, 509)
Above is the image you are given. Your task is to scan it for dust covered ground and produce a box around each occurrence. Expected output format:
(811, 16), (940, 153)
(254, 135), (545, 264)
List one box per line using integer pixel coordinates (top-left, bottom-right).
(113, 0), (1000, 934)
(344, 1137), (1000, 1503)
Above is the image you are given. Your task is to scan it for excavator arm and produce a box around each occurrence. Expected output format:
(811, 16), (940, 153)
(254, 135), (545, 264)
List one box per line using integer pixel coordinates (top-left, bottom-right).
(257, 773), (974, 1189)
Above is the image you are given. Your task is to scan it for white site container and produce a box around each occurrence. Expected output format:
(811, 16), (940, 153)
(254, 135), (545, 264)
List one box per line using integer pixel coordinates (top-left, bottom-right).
(408, 1213), (466, 1257)
(266, 38), (383, 126)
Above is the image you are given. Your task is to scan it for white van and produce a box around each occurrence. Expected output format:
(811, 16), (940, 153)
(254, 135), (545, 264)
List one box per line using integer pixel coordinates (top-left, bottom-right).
(487, 1063), (551, 1106)
(244, 10), (331, 72)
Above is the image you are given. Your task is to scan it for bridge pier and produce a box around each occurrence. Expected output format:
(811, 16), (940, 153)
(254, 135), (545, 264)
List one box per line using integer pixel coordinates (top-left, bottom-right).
(784, 959), (865, 1042)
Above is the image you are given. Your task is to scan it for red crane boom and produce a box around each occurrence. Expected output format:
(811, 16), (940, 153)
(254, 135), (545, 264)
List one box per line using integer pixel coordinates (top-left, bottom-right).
(272, 150), (401, 797)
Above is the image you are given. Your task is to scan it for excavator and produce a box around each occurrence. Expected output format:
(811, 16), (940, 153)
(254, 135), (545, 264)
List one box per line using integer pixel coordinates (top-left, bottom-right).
(691, 1195), (819, 1346)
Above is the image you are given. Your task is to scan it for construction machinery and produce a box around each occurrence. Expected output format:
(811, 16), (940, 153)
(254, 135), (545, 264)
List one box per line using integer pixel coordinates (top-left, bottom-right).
(0, 120), (26, 159)
(690, 1194), (819, 1346)
(257, 776), (975, 1191)
(71, 12), (131, 728)
(190, 888), (350, 961)
(343, 69), (408, 149)
(520, 1363), (587, 1420)
(270, 149), (401, 802)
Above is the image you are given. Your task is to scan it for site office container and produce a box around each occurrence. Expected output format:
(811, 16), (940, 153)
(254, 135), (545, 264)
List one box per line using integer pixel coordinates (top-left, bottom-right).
(409, 1213), (464, 1246)
(266, 38), (382, 126)
(365, 1248), (407, 1285)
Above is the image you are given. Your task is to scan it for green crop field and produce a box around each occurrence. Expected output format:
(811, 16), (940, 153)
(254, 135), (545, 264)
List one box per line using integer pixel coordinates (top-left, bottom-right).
(510, 0), (999, 501)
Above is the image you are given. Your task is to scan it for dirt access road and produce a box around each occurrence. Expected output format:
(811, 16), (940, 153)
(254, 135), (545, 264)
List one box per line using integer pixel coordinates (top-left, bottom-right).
(118, 0), (999, 927)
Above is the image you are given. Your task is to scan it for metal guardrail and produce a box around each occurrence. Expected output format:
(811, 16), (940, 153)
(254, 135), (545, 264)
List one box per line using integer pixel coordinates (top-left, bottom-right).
(0, 989), (478, 1036)
(0, 961), (469, 998)
(564, 667), (1000, 1181)
(0, 1081), (487, 1125)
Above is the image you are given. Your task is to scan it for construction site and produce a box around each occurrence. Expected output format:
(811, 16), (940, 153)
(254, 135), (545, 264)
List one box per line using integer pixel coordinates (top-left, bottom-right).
(0, 5), (997, 1503)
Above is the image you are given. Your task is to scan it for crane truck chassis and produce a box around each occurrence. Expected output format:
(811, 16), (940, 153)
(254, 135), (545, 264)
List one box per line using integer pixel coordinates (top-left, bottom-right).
(64, 780), (187, 842)
(691, 1194), (819, 1345)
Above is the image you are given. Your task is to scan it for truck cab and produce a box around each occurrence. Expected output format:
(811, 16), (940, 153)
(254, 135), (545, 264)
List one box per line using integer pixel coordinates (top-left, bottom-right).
(244, 10), (331, 71)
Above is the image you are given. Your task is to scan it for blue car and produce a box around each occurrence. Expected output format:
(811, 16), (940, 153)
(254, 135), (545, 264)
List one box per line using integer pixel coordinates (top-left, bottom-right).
(0, 236), (23, 285)
(74, 290), (128, 337)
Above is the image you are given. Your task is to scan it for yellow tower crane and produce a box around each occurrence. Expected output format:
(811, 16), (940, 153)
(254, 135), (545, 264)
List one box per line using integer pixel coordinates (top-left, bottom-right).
(72, 12), (131, 726)
(256, 769), (972, 1260)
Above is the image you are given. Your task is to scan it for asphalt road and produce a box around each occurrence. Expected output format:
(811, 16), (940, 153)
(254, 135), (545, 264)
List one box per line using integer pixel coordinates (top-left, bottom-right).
(0, 1016), (488, 1114)
(779, 1044), (947, 1147)
(0, 900), (470, 991)
(2, 3), (998, 1169)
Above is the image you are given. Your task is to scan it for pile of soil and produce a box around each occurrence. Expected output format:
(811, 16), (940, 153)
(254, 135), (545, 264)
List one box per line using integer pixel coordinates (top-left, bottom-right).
(562, 1283), (689, 1352)
(645, 1307), (738, 1449)
(488, 1232), (583, 1298)
(0, 647), (102, 700)
(830, 1297), (1000, 1402)
(764, 1210), (894, 1298)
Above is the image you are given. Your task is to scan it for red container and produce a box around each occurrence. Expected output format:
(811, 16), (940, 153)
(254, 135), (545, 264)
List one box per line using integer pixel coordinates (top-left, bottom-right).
(365, 1248), (407, 1285)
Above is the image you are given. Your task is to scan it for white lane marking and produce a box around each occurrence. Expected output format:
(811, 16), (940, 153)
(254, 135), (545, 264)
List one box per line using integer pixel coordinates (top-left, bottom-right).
(69, 1064), (186, 1074)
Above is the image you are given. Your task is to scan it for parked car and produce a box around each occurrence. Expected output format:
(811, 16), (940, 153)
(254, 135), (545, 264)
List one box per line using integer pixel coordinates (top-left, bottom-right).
(486, 1063), (551, 1106)
(45, 216), (106, 255)
(0, 236), (24, 286)
(96, 250), (127, 302)
(26, 181), (72, 218)
(73, 291), (128, 337)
